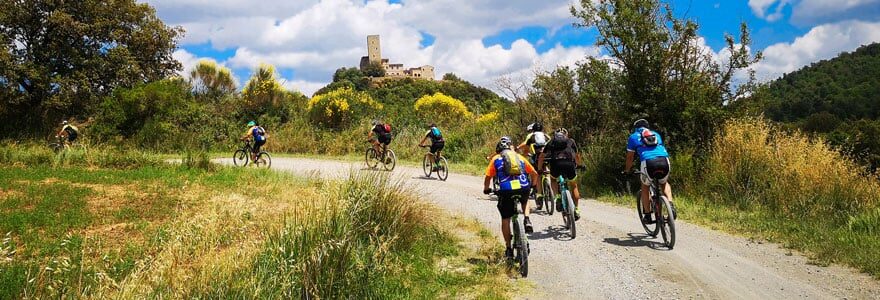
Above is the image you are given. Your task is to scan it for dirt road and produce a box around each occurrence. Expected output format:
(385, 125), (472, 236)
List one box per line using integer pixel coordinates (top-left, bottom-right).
(232, 157), (880, 299)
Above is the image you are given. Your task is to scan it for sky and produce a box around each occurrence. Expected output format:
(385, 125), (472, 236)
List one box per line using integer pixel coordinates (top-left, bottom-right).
(149, 0), (880, 96)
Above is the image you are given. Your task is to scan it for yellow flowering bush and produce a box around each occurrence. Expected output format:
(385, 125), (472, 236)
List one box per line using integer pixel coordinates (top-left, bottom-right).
(413, 92), (473, 125)
(476, 111), (499, 125)
(308, 87), (382, 129)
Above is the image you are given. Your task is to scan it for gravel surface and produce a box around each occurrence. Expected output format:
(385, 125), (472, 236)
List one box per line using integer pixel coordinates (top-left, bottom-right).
(222, 157), (880, 299)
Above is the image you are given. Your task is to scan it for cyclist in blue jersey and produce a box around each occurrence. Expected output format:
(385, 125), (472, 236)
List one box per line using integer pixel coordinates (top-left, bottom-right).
(623, 119), (673, 225)
(241, 121), (268, 162)
(483, 139), (539, 258)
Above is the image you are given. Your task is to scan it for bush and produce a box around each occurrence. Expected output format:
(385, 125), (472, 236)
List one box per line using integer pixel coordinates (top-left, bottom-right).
(413, 92), (473, 126)
(308, 87), (382, 130)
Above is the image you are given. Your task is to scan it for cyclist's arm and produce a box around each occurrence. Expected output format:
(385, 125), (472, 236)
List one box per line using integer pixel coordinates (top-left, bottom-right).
(573, 140), (583, 166)
(536, 152), (546, 172)
(523, 156), (539, 184)
(418, 131), (429, 146)
(242, 127), (253, 140)
(625, 151), (635, 172)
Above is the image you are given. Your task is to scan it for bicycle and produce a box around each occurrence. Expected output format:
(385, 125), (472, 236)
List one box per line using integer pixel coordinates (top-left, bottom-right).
(365, 142), (396, 171)
(490, 190), (529, 277)
(419, 145), (448, 181)
(233, 140), (272, 168)
(628, 171), (676, 249)
(553, 171), (578, 239)
(538, 164), (554, 215)
(49, 136), (86, 154)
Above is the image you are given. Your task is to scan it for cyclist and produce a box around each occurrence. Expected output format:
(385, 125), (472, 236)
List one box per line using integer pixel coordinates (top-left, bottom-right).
(485, 136), (513, 161)
(56, 120), (79, 146)
(518, 122), (549, 207)
(483, 139), (539, 258)
(624, 119), (673, 224)
(537, 128), (584, 220)
(368, 120), (393, 159)
(241, 121), (267, 162)
(418, 123), (445, 171)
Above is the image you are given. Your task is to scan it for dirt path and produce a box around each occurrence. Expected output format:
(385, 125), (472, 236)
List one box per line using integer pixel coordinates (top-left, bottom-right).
(226, 157), (880, 299)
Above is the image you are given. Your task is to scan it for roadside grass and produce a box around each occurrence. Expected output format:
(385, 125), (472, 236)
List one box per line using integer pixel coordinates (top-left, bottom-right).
(0, 145), (510, 298)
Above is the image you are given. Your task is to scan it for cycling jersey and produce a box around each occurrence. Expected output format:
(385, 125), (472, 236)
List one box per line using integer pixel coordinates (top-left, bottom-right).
(485, 153), (536, 191)
(627, 127), (669, 161)
(522, 131), (548, 154)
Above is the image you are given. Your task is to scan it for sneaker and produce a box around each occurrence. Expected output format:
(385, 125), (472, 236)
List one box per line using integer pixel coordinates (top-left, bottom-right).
(642, 214), (655, 224)
(524, 218), (534, 234)
(504, 247), (514, 259)
(575, 207), (581, 221)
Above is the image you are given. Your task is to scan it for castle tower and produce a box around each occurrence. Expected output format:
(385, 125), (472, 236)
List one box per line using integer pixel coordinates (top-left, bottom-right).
(367, 35), (381, 64)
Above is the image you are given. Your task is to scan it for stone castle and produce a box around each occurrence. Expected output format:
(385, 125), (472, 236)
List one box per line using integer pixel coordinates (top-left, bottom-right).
(359, 35), (434, 80)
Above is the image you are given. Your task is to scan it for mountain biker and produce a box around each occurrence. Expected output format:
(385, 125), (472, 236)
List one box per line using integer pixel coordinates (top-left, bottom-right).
(537, 128), (584, 220)
(485, 136), (513, 161)
(368, 119), (393, 157)
(483, 139), (539, 259)
(518, 122), (550, 207)
(241, 121), (267, 162)
(624, 119), (673, 225)
(418, 123), (445, 171)
(56, 120), (79, 146)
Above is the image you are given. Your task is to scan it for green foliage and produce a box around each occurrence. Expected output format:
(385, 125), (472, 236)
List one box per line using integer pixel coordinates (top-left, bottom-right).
(0, 0), (182, 134)
(362, 61), (386, 77)
(189, 59), (236, 99)
(307, 87), (383, 130)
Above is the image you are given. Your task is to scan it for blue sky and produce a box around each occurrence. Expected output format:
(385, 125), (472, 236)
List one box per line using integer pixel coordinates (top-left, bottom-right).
(150, 0), (880, 95)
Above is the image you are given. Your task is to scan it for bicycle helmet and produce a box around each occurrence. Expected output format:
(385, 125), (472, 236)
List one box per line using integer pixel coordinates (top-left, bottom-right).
(633, 119), (649, 130)
(62, 120), (68, 125)
(555, 127), (568, 137)
(247, 120), (256, 126)
(500, 136), (511, 143)
(526, 123), (534, 132)
(495, 140), (511, 154)
(533, 122), (544, 132)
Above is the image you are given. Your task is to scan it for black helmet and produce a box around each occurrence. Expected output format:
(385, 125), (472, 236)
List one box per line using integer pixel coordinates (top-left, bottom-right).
(633, 119), (649, 130)
(555, 127), (568, 137)
(533, 122), (543, 132)
(495, 141), (511, 154)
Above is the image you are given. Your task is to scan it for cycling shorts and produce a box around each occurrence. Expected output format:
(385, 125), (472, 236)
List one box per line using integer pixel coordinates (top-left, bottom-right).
(640, 157), (670, 185)
(496, 188), (531, 219)
(549, 159), (577, 181)
(378, 133), (392, 145)
(430, 142), (445, 154)
(67, 132), (78, 142)
(253, 139), (266, 153)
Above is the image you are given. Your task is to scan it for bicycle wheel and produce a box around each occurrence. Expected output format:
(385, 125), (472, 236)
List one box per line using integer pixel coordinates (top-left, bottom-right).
(254, 152), (272, 168)
(513, 216), (529, 277)
(365, 148), (379, 169)
(564, 190), (577, 239)
(422, 154), (432, 177)
(437, 157), (449, 181)
(542, 177), (554, 215)
(659, 196), (676, 249)
(50, 143), (64, 154)
(636, 188), (659, 236)
(383, 149), (397, 171)
(233, 150), (249, 167)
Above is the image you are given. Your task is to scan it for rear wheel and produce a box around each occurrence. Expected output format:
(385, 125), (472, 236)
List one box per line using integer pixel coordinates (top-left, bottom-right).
(422, 154), (432, 177)
(437, 157), (449, 181)
(383, 150), (397, 171)
(254, 152), (272, 169)
(365, 148), (379, 169)
(659, 196), (676, 249)
(542, 177), (554, 215)
(564, 190), (577, 239)
(637, 188), (659, 237)
(233, 150), (249, 167)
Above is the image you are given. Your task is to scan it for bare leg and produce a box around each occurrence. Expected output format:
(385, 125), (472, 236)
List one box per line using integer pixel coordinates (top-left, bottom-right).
(521, 197), (530, 218)
(641, 184), (651, 212)
(570, 181), (581, 207)
(662, 183), (673, 202)
(501, 218), (512, 248)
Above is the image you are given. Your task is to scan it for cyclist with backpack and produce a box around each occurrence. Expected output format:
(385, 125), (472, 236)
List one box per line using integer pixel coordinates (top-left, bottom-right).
(418, 123), (445, 171)
(624, 119), (673, 225)
(241, 120), (268, 162)
(56, 120), (79, 146)
(368, 119), (393, 158)
(537, 128), (585, 220)
(518, 122), (550, 207)
(483, 139), (539, 258)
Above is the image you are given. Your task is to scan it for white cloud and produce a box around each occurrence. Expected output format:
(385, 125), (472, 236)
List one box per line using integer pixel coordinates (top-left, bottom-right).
(749, 0), (880, 24)
(754, 20), (880, 81)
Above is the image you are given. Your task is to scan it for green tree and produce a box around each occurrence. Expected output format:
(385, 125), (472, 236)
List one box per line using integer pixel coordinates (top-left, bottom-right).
(0, 0), (182, 134)
(362, 62), (386, 77)
(190, 59), (236, 99)
(242, 64), (286, 114)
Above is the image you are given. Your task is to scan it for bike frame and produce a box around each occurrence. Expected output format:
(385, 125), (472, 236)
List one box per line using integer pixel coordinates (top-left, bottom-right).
(557, 176), (572, 213)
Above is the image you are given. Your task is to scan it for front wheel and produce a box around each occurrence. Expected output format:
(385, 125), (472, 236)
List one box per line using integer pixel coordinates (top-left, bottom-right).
(383, 149), (397, 171)
(437, 157), (449, 181)
(254, 152), (272, 168)
(50, 143), (64, 154)
(542, 177), (554, 215)
(365, 148), (379, 169)
(658, 196), (676, 249)
(564, 190), (577, 239)
(636, 188), (659, 237)
(233, 149), (249, 167)
(422, 154), (432, 177)
(514, 217), (529, 277)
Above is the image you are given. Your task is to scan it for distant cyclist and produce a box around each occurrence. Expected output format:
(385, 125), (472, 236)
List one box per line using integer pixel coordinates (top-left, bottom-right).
(368, 119), (393, 158)
(518, 122), (549, 206)
(624, 119), (673, 224)
(537, 128), (584, 220)
(485, 136), (513, 161)
(56, 120), (79, 146)
(483, 139), (539, 258)
(241, 121), (267, 162)
(418, 123), (445, 171)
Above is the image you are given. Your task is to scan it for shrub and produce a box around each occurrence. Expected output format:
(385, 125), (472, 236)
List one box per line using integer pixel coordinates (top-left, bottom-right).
(307, 87), (382, 130)
(413, 93), (473, 126)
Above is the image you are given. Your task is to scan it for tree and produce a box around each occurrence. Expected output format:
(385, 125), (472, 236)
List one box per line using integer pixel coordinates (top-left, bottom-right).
(307, 87), (382, 130)
(242, 64), (286, 111)
(571, 0), (761, 148)
(0, 0), (182, 134)
(413, 92), (473, 126)
(362, 62), (386, 77)
(190, 60), (236, 99)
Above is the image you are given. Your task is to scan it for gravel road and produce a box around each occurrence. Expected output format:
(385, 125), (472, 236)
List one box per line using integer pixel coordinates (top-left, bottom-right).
(226, 157), (880, 299)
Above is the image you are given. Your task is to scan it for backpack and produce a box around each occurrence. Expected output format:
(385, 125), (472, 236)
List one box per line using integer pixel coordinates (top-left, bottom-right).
(533, 131), (547, 147)
(384, 123), (392, 134)
(500, 149), (524, 175)
(431, 127), (443, 141)
(549, 133), (575, 161)
(256, 126), (266, 136)
(641, 129), (658, 147)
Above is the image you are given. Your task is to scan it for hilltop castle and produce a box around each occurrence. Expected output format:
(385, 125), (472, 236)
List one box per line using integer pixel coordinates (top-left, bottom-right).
(359, 35), (434, 80)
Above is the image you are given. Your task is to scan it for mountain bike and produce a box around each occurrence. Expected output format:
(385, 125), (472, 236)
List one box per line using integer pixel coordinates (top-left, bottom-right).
(554, 172), (577, 239)
(539, 164), (554, 215)
(490, 190), (529, 277)
(419, 145), (448, 181)
(365, 142), (396, 171)
(629, 171), (676, 249)
(233, 140), (272, 168)
(49, 136), (86, 154)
